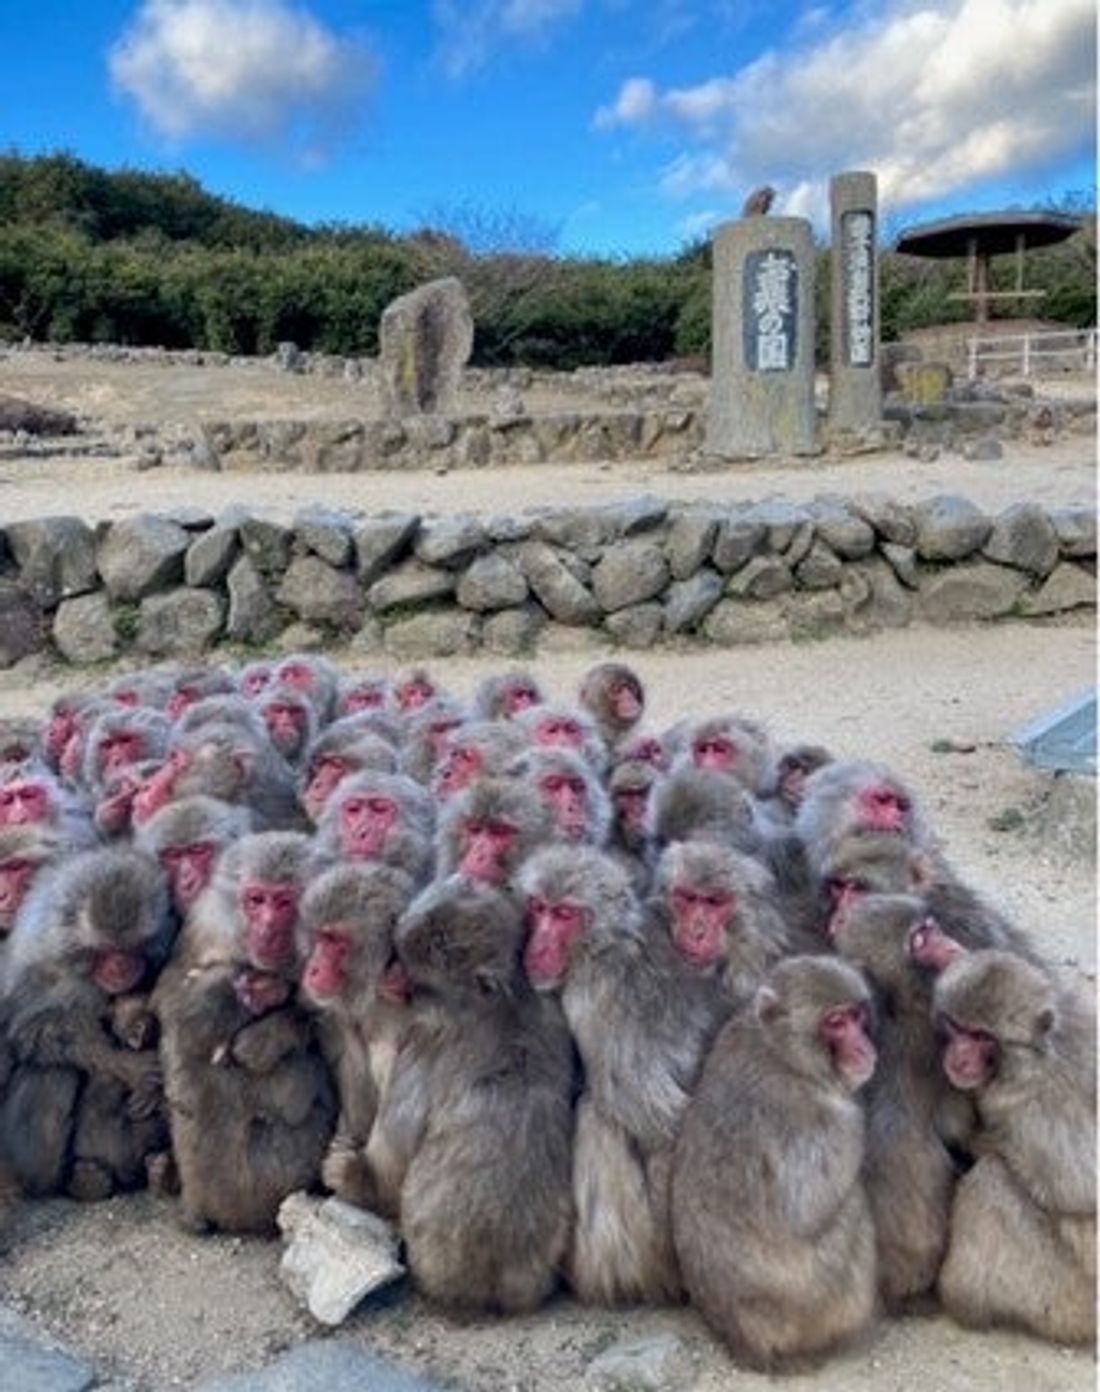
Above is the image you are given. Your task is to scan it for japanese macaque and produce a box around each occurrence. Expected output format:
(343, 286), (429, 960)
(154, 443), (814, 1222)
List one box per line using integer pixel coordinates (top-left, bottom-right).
(0, 762), (96, 849)
(134, 796), (254, 916)
(237, 659), (273, 699)
(368, 876), (574, 1311)
(0, 717), (42, 771)
(81, 707), (172, 798)
(132, 715), (301, 832)
(672, 956), (878, 1369)
(761, 743), (833, 824)
(164, 665), (237, 721)
(930, 947), (1096, 1344)
(399, 696), (469, 785)
(796, 760), (931, 882)
(646, 762), (761, 861)
(680, 713), (775, 797)
(298, 720), (398, 824)
(648, 841), (790, 1005)
(429, 721), (526, 803)
(517, 703), (607, 773)
(0, 825), (63, 937)
(578, 662), (645, 751)
(42, 692), (93, 772)
(518, 846), (728, 1305)
(271, 653), (338, 725)
(256, 683), (317, 767)
(608, 759), (657, 864)
(513, 746), (611, 846)
(614, 731), (670, 774)
(436, 777), (554, 886)
(297, 863), (416, 1207)
(1, 848), (174, 1199)
(336, 673), (392, 718)
(817, 838), (1038, 963)
(741, 184), (776, 216)
(390, 666), (440, 715)
(829, 894), (962, 1308)
(471, 668), (545, 722)
(94, 758), (161, 840)
(103, 670), (176, 711)
(154, 831), (334, 1232)
(316, 771), (435, 885)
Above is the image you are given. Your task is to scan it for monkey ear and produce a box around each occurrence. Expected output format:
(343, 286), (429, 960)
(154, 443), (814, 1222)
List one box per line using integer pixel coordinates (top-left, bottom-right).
(1034, 1006), (1056, 1038)
(753, 984), (783, 1026)
(232, 751), (256, 781)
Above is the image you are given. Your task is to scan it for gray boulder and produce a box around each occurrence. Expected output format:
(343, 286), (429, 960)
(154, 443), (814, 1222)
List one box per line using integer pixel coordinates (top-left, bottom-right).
(913, 495), (991, 560)
(6, 516), (98, 606)
(379, 277), (473, 416)
(712, 511), (766, 573)
(795, 540), (844, 589)
(414, 517), (487, 569)
(185, 526), (239, 588)
(52, 593), (120, 665)
(808, 500), (876, 559)
(137, 588), (225, 656)
(277, 557), (364, 630)
(0, 583), (44, 667)
(592, 541), (669, 612)
(702, 598), (787, 645)
(277, 1192), (404, 1327)
(481, 604), (546, 655)
(664, 571), (724, 633)
(1017, 563), (1095, 616)
(97, 515), (190, 601)
(665, 509), (720, 580)
(226, 556), (282, 644)
(519, 542), (601, 625)
(353, 514), (420, 583)
(367, 562), (455, 613)
(384, 610), (478, 659)
(294, 507), (355, 567)
(918, 562), (1028, 621)
(851, 492), (917, 545)
(982, 503), (1060, 577)
(605, 603), (663, 647)
(585, 1333), (696, 1392)
(726, 555), (793, 600)
(239, 516), (292, 575)
(1049, 506), (1097, 558)
(881, 542), (920, 589)
(456, 554), (529, 611)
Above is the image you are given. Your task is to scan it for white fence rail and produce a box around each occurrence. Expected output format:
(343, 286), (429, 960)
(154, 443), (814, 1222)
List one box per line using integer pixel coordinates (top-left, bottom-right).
(966, 327), (1097, 380)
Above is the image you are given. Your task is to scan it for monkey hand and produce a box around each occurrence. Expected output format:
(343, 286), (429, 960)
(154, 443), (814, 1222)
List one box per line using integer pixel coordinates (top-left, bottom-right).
(120, 1052), (164, 1120)
(109, 995), (158, 1052)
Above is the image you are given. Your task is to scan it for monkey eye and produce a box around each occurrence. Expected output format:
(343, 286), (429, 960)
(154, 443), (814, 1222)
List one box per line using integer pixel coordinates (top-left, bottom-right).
(367, 797), (395, 818)
(1, 859), (29, 874)
(543, 775), (566, 793)
(244, 888), (266, 908)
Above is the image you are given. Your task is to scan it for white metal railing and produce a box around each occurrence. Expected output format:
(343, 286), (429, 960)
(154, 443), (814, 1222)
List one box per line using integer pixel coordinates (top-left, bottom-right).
(966, 327), (1097, 380)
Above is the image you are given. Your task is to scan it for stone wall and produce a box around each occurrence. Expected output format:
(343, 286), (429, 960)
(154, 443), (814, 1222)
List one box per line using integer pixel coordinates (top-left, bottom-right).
(0, 495), (1092, 668)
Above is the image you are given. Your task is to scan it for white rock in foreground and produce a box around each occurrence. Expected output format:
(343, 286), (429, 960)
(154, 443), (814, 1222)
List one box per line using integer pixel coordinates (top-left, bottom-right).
(277, 1191), (405, 1326)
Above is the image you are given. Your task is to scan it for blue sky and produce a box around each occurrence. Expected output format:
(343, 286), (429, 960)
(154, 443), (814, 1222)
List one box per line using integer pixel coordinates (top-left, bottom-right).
(1, 0), (1094, 256)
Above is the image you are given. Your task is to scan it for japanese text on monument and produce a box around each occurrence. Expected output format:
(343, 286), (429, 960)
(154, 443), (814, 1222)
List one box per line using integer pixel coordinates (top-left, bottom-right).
(842, 210), (875, 367)
(744, 250), (798, 372)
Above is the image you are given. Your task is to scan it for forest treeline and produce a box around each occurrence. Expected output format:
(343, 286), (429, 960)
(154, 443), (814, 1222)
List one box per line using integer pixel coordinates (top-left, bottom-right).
(0, 152), (1095, 368)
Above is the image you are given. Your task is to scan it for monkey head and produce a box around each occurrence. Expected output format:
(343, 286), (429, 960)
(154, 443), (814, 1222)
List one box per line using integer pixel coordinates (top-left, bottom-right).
(683, 714), (773, 795)
(337, 674), (392, 717)
(318, 771), (434, 883)
(392, 666), (438, 714)
(396, 875), (524, 1000)
(273, 653), (338, 721)
(579, 661), (645, 741)
(258, 683), (316, 763)
(517, 703), (607, 772)
(299, 727), (397, 823)
(64, 847), (174, 995)
(0, 825), (59, 934)
(431, 721), (526, 803)
(753, 957), (877, 1093)
(238, 661), (274, 699)
(932, 950), (1057, 1093)
(0, 768), (55, 827)
(299, 862), (415, 1007)
(216, 831), (317, 974)
(164, 666), (237, 721)
(84, 708), (171, 786)
(517, 846), (641, 992)
(514, 745), (611, 845)
(773, 743), (832, 811)
(473, 668), (545, 721)
(615, 733), (669, 773)
(646, 760), (759, 857)
(135, 795), (253, 913)
(438, 777), (552, 886)
(608, 759), (657, 852)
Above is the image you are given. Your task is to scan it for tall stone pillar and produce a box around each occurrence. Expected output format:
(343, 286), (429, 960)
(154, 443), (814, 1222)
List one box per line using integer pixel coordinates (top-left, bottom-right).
(828, 171), (881, 433)
(706, 216), (817, 459)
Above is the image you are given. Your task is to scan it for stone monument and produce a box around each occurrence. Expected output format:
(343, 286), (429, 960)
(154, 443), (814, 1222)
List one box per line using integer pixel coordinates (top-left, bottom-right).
(706, 216), (817, 458)
(379, 276), (473, 417)
(828, 170), (881, 434)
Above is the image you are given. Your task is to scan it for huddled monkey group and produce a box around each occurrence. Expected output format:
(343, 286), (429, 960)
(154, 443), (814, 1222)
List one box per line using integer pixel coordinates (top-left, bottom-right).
(0, 653), (1093, 1369)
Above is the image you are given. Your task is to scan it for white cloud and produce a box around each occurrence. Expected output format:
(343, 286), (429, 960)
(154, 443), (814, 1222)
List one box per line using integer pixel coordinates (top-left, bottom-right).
(434, 0), (581, 77)
(596, 0), (1096, 218)
(109, 0), (374, 158)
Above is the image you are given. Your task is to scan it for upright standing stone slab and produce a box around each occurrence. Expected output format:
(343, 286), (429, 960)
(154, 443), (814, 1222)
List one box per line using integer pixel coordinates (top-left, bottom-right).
(707, 216), (817, 458)
(828, 170), (882, 434)
(379, 277), (473, 417)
